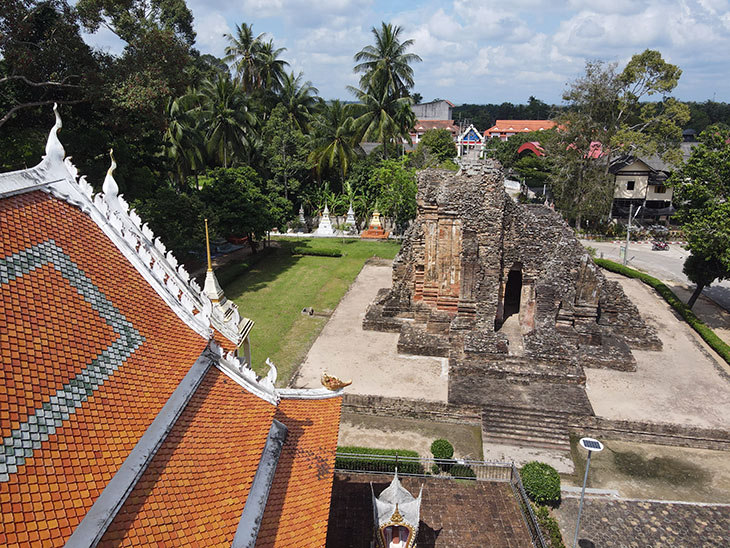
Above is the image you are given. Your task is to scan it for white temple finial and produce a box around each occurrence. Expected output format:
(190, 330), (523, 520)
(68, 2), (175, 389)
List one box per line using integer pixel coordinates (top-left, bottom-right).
(102, 149), (119, 198)
(44, 103), (65, 161)
(264, 358), (278, 386)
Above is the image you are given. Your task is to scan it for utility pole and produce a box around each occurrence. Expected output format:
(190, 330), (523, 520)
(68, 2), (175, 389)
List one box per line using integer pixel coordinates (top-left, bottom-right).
(623, 204), (641, 266)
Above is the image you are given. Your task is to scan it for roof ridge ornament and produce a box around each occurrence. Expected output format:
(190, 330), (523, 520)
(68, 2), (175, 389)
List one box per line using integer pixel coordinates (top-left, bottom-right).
(43, 103), (65, 162)
(102, 149), (119, 198)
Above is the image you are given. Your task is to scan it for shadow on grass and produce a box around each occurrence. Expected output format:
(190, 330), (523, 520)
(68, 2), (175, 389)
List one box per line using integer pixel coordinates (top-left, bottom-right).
(611, 449), (711, 486)
(221, 242), (304, 300)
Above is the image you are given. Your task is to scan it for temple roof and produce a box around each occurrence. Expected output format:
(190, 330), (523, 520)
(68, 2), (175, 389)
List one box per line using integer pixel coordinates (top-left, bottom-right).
(0, 106), (343, 547)
(485, 120), (556, 134)
(372, 471), (422, 530)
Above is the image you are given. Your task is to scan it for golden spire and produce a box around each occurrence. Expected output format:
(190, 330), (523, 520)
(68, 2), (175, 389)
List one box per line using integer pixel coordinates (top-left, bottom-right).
(204, 218), (213, 272)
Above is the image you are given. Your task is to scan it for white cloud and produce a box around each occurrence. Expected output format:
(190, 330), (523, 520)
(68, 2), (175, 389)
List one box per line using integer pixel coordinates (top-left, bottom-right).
(194, 12), (233, 55)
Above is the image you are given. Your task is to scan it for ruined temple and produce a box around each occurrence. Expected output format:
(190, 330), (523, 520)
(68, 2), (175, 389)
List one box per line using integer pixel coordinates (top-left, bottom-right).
(364, 159), (661, 414)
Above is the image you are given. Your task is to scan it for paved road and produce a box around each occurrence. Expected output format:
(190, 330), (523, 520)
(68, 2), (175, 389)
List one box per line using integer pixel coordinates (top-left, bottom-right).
(583, 240), (730, 311)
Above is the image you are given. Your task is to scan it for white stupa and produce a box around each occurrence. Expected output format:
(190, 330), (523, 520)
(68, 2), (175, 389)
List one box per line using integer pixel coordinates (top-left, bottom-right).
(314, 204), (335, 236)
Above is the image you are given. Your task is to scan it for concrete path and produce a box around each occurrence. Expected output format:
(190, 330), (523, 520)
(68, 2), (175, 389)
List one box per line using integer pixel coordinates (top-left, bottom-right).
(291, 262), (448, 401)
(585, 272), (730, 429)
(555, 497), (730, 548)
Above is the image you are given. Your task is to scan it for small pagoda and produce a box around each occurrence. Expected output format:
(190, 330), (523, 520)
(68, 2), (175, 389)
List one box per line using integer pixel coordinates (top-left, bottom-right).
(361, 208), (389, 239)
(371, 471), (422, 548)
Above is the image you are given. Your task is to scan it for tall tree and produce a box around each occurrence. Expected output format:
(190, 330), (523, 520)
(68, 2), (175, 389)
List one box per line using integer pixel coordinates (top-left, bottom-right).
(278, 71), (319, 132)
(670, 125), (730, 308)
(354, 22), (422, 97)
(549, 50), (690, 227)
(224, 23), (268, 92)
(309, 100), (360, 185)
(349, 83), (413, 159)
(197, 75), (255, 168)
(76, 0), (195, 45)
(263, 104), (311, 201)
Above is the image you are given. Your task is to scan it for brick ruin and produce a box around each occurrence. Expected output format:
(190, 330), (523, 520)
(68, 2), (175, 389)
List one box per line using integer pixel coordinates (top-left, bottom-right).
(364, 160), (661, 415)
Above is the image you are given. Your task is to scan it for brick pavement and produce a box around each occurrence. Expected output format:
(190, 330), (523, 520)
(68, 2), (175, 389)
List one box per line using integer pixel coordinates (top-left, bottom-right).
(555, 497), (730, 548)
(326, 472), (534, 548)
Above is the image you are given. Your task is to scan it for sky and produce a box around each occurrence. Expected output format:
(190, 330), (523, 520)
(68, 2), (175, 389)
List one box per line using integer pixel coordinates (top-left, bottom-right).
(82, 0), (730, 105)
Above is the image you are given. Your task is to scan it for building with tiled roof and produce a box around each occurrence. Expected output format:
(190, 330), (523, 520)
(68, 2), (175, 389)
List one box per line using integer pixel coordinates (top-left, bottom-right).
(0, 106), (343, 547)
(409, 100), (460, 146)
(484, 120), (557, 141)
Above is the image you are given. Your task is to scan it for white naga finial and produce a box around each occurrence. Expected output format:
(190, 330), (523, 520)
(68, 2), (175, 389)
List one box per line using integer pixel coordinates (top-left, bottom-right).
(102, 148), (119, 198)
(44, 103), (65, 161)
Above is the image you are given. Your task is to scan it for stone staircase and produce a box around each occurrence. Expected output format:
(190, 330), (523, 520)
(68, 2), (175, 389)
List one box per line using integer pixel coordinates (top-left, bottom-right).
(482, 404), (578, 452)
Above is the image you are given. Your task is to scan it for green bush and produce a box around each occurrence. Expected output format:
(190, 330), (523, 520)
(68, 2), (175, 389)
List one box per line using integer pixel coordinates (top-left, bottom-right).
(431, 463), (441, 475)
(335, 446), (424, 475)
(291, 246), (342, 257)
(430, 439), (454, 459)
(594, 258), (730, 366)
(449, 464), (476, 479)
(534, 504), (566, 548)
(520, 461), (561, 506)
(215, 247), (274, 287)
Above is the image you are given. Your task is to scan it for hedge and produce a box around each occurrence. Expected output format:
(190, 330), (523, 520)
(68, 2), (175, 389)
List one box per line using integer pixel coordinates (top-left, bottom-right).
(520, 461), (561, 506)
(595, 258), (730, 366)
(335, 446), (424, 475)
(449, 464), (476, 479)
(430, 439), (454, 459)
(533, 504), (566, 548)
(291, 246), (342, 257)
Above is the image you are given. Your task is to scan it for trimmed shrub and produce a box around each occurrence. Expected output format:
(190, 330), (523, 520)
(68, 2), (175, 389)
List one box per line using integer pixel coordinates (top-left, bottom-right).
(335, 446), (424, 475)
(520, 461), (561, 506)
(534, 504), (566, 548)
(430, 439), (454, 459)
(449, 464), (476, 479)
(291, 246), (342, 257)
(594, 258), (730, 366)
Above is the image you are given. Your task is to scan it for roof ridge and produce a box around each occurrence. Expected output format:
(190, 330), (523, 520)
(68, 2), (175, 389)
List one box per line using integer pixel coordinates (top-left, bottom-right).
(0, 105), (249, 347)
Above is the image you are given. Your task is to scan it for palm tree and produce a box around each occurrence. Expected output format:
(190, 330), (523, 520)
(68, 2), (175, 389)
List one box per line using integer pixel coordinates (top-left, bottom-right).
(258, 39), (289, 93)
(197, 75), (255, 168)
(354, 22), (422, 97)
(279, 71), (320, 132)
(309, 100), (360, 185)
(349, 83), (413, 159)
(162, 94), (205, 189)
(224, 23), (266, 92)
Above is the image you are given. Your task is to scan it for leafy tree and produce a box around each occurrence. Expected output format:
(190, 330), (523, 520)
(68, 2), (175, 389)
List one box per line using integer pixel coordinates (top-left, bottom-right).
(76, 0), (195, 45)
(224, 23), (287, 93)
(161, 94), (204, 189)
(349, 84), (413, 160)
(370, 158), (417, 232)
(549, 50), (690, 227)
(309, 100), (360, 186)
(412, 129), (456, 166)
(0, 0), (96, 127)
(201, 167), (289, 252)
(354, 22), (422, 98)
(262, 104), (311, 201)
(670, 125), (730, 308)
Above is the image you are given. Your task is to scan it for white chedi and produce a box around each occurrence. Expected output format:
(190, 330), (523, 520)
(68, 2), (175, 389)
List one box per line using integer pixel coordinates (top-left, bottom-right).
(314, 204), (335, 236)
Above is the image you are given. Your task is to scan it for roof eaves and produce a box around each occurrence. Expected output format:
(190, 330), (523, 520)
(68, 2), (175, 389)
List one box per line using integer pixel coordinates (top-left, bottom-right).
(65, 348), (215, 547)
(214, 344), (280, 405)
(231, 419), (288, 548)
(277, 387), (344, 400)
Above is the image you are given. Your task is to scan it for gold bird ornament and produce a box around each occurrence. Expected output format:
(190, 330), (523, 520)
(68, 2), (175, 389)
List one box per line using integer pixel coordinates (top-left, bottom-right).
(320, 372), (352, 390)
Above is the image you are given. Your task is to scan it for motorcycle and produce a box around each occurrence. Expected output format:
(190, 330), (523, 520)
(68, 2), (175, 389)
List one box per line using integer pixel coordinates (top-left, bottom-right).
(652, 241), (669, 251)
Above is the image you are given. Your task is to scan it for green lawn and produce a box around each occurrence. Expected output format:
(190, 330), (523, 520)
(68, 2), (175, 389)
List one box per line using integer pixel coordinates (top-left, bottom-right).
(220, 237), (401, 385)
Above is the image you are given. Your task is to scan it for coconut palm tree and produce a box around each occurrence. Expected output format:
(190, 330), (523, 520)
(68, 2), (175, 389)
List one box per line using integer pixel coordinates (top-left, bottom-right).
(279, 71), (320, 132)
(162, 94), (205, 189)
(354, 22), (422, 97)
(197, 75), (255, 168)
(349, 83), (413, 159)
(309, 100), (360, 185)
(258, 39), (289, 93)
(224, 23), (267, 92)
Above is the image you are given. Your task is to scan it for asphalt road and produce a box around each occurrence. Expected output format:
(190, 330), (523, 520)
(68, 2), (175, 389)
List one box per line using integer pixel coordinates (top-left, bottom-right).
(582, 240), (730, 312)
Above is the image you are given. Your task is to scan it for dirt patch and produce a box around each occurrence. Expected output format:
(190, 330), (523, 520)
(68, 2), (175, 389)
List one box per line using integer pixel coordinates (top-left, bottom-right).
(568, 438), (730, 503)
(291, 263), (448, 401)
(339, 412), (483, 460)
(585, 272), (730, 428)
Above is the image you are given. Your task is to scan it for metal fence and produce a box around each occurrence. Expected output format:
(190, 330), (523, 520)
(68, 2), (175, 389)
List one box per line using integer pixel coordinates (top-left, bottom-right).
(334, 452), (547, 548)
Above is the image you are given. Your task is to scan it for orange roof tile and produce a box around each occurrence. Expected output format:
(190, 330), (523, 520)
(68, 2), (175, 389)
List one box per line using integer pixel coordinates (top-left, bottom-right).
(98, 367), (276, 547)
(0, 191), (208, 547)
(485, 120), (556, 134)
(255, 396), (342, 548)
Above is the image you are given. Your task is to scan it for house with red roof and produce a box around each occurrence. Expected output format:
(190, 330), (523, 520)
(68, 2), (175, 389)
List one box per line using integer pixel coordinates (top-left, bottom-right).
(0, 106), (343, 547)
(410, 100), (459, 144)
(485, 120), (556, 141)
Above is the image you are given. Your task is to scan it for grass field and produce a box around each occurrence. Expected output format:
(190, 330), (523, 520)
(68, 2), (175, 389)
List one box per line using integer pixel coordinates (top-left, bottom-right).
(220, 237), (401, 385)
